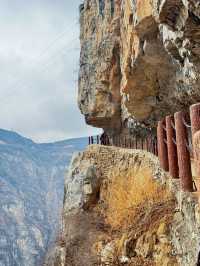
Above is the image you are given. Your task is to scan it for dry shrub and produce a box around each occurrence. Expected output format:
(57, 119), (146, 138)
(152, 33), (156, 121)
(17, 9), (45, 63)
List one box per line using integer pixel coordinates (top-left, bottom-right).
(104, 165), (171, 230)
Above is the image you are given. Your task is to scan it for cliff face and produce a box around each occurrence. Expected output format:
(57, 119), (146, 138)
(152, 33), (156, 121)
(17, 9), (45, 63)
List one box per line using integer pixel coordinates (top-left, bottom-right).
(46, 145), (200, 266)
(0, 129), (87, 266)
(79, 0), (200, 135)
(45, 1), (200, 265)
(79, 0), (122, 131)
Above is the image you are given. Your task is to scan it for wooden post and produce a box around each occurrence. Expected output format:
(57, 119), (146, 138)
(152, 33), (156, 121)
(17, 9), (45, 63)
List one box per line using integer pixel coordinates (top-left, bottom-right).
(157, 120), (169, 171)
(166, 115), (179, 179)
(175, 111), (193, 192)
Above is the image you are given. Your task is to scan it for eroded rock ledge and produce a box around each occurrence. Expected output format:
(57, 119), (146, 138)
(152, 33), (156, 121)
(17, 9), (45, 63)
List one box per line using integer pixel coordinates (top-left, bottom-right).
(78, 0), (200, 137)
(45, 145), (200, 266)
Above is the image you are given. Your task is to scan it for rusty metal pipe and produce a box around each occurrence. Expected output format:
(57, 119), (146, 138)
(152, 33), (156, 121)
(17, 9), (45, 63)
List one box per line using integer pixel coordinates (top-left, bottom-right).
(166, 115), (179, 179)
(175, 111), (193, 192)
(157, 120), (169, 171)
(190, 103), (200, 137)
(190, 103), (200, 192)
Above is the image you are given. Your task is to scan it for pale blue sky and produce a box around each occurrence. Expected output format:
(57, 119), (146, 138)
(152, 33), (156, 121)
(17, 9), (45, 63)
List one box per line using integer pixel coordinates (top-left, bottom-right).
(0, 0), (101, 142)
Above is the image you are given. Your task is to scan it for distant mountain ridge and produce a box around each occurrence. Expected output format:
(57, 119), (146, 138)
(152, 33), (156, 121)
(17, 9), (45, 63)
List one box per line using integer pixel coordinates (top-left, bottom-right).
(0, 128), (87, 146)
(0, 129), (34, 146)
(0, 129), (87, 266)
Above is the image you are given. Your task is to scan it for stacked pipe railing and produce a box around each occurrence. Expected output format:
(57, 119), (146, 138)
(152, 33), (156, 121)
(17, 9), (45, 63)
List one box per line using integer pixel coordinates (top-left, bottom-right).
(157, 103), (200, 193)
(88, 103), (200, 193)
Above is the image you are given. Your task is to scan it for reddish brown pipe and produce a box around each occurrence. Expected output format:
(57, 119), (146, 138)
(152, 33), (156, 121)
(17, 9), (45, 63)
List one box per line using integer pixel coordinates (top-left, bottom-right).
(156, 141), (158, 156)
(175, 111), (193, 192)
(190, 103), (200, 192)
(190, 103), (200, 136)
(155, 137), (158, 156)
(151, 139), (153, 154)
(166, 115), (179, 179)
(141, 138), (144, 150)
(146, 138), (149, 152)
(153, 139), (156, 155)
(151, 138), (154, 154)
(157, 120), (169, 171)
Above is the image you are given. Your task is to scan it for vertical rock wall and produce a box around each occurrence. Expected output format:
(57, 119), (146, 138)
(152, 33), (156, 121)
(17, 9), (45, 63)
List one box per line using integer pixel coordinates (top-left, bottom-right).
(79, 0), (122, 133)
(78, 0), (200, 137)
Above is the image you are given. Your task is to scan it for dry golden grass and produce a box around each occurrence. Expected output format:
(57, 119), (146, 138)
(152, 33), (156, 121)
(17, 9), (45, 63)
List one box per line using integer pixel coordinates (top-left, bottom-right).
(104, 165), (171, 230)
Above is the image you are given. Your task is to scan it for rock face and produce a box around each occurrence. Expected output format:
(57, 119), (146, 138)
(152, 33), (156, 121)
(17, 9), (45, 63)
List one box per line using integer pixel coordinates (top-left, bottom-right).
(79, 0), (200, 136)
(0, 129), (87, 266)
(47, 145), (200, 266)
(46, 1), (200, 265)
(79, 0), (122, 131)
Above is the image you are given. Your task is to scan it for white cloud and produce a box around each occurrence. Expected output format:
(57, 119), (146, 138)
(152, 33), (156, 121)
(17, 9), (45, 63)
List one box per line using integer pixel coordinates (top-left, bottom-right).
(0, 0), (101, 142)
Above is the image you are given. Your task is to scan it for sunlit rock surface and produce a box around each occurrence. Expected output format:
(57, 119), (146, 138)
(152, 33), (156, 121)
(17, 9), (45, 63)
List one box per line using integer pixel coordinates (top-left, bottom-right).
(79, 0), (200, 136)
(46, 145), (200, 266)
(0, 129), (87, 266)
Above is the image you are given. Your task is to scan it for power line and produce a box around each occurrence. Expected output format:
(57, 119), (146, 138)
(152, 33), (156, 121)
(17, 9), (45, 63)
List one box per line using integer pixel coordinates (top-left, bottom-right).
(0, 27), (80, 103)
(31, 23), (79, 64)
(1, 22), (78, 94)
(0, 45), (79, 104)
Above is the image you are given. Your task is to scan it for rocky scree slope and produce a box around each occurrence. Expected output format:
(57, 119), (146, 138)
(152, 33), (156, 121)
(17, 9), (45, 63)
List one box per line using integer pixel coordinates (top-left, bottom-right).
(79, 0), (200, 138)
(0, 129), (87, 266)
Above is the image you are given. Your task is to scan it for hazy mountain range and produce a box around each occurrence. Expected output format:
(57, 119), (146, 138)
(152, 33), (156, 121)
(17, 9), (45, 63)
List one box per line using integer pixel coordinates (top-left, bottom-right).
(0, 129), (87, 266)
